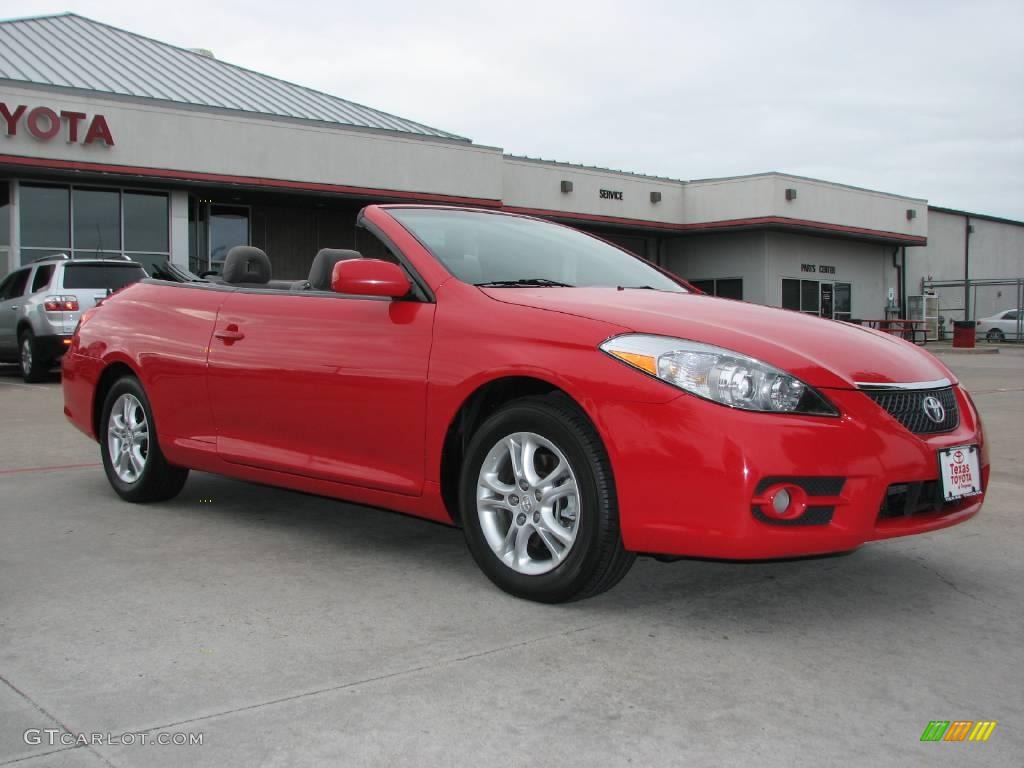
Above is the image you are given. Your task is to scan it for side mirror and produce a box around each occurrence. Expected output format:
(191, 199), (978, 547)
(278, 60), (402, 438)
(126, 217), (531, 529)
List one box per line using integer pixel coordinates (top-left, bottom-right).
(331, 259), (412, 298)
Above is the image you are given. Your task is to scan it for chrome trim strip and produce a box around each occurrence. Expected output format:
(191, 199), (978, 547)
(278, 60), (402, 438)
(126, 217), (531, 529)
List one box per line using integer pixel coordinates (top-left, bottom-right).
(855, 378), (952, 391)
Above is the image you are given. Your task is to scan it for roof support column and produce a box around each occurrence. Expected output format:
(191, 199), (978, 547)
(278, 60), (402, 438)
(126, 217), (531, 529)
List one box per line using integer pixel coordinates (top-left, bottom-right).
(169, 189), (189, 268)
(963, 215), (972, 321)
(8, 179), (20, 272)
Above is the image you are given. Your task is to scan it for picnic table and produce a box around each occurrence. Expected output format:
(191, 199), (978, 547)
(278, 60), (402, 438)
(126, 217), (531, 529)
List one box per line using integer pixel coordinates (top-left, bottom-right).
(858, 319), (928, 345)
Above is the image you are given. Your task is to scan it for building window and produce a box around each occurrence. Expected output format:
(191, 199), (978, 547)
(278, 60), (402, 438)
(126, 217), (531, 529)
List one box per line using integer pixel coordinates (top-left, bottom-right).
(691, 277), (743, 300)
(124, 192), (173, 275)
(125, 192), (171, 252)
(782, 278), (800, 311)
(782, 278), (821, 315)
(20, 185), (71, 260)
(73, 187), (122, 255)
(17, 183), (169, 270)
(208, 205), (250, 273)
(834, 282), (852, 322)
(782, 278), (852, 320)
(801, 280), (820, 314)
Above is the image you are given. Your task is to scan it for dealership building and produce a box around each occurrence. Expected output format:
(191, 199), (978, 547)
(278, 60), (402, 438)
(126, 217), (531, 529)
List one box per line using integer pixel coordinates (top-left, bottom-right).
(2, 13), (1022, 329)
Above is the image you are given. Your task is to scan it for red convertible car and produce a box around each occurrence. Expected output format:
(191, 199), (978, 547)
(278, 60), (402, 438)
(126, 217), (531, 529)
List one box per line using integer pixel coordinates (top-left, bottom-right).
(62, 205), (988, 602)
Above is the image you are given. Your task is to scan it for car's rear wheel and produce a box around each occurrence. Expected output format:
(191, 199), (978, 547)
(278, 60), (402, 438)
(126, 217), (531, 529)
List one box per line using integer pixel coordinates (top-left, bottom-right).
(100, 377), (189, 502)
(460, 394), (635, 603)
(986, 328), (1005, 342)
(19, 330), (47, 383)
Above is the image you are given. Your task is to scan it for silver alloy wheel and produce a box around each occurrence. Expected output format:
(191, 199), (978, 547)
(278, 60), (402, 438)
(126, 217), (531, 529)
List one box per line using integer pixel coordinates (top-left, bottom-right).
(107, 393), (150, 483)
(20, 337), (32, 376)
(477, 431), (581, 576)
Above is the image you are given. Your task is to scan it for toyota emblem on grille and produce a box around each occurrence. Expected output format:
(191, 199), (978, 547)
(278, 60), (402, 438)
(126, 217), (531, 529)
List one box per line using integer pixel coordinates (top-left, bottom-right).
(922, 395), (946, 424)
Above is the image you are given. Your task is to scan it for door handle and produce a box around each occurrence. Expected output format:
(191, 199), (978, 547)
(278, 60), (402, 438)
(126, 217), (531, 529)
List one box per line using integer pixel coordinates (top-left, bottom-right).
(214, 325), (245, 343)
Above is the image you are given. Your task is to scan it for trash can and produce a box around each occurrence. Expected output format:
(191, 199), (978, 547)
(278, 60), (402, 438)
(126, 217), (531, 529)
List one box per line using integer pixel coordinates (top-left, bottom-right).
(952, 320), (976, 348)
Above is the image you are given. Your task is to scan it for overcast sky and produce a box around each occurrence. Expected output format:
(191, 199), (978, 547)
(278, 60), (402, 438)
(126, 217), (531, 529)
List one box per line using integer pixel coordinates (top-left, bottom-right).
(15, 0), (1024, 219)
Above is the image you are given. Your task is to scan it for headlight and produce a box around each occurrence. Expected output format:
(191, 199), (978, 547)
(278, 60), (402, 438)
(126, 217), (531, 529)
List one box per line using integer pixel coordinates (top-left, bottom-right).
(600, 334), (838, 415)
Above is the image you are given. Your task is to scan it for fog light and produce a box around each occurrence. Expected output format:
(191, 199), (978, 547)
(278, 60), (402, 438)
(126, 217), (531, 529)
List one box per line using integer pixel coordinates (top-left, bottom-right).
(758, 484), (808, 520)
(772, 488), (791, 515)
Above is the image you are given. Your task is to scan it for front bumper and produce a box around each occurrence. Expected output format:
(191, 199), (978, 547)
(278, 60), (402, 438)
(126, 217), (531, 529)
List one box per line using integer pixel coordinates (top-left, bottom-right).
(592, 384), (987, 559)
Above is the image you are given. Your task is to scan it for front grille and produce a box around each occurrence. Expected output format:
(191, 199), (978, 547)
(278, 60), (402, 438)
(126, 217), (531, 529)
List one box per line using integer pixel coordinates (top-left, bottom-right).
(863, 387), (959, 434)
(878, 481), (942, 519)
(876, 479), (976, 520)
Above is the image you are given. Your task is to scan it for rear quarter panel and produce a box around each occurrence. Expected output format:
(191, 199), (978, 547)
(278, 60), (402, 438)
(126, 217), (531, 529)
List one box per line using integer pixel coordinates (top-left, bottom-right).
(73, 282), (226, 456)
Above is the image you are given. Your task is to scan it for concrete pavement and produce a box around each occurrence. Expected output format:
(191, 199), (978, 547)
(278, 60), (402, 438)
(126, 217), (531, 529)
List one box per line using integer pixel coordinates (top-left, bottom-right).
(0, 353), (1021, 767)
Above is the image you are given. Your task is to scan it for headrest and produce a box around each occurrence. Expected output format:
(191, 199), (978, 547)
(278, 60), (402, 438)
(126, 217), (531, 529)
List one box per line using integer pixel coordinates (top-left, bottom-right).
(222, 246), (271, 284)
(308, 248), (362, 291)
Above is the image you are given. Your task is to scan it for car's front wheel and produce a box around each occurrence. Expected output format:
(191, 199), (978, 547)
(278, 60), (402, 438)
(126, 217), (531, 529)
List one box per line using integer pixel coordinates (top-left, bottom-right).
(19, 330), (48, 383)
(100, 376), (189, 502)
(460, 394), (635, 603)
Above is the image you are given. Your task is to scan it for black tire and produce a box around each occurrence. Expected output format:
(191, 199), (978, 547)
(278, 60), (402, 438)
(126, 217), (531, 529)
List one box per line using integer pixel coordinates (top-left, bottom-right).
(460, 394), (635, 603)
(986, 329), (1004, 342)
(19, 329), (48, 383)
(100, 376), (189, 502)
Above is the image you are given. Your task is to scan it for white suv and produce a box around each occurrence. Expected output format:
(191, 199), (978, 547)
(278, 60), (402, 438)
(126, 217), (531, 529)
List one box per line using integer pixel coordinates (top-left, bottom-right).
(0, 255), (147, 382)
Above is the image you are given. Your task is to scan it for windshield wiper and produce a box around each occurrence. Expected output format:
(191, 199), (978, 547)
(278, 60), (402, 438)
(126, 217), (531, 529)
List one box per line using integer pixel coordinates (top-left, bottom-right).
(475, 278), (574, 288)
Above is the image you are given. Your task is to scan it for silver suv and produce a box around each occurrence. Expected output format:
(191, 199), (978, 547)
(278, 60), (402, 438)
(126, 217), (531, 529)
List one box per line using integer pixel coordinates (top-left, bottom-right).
(0, 255), (147, 382)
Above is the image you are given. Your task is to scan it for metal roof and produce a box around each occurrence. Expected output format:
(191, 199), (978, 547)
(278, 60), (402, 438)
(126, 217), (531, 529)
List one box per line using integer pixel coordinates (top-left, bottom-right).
(0, 13), (468, 142)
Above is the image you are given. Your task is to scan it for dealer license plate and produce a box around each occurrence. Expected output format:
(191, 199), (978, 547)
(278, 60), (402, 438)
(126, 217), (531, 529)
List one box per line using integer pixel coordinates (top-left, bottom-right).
(937, 445), (982, 502)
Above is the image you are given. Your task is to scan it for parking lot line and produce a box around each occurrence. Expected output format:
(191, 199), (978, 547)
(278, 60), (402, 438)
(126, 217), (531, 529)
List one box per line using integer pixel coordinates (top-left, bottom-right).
(0, 379), (55, 391)
(0, 462), (101, 475)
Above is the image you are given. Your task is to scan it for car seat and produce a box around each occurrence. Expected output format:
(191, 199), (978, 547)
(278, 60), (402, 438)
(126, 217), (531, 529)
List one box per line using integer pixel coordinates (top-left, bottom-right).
(305, 248), (363, 291)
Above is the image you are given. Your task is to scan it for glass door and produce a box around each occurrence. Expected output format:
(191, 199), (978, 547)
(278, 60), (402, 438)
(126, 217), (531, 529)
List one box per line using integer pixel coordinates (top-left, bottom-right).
(819, 283), (834, 318)
(817, 282), (852, 321)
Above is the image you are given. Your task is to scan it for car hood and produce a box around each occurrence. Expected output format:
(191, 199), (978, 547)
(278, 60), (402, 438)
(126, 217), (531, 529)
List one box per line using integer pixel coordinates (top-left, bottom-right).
(481, 287), (955, 390)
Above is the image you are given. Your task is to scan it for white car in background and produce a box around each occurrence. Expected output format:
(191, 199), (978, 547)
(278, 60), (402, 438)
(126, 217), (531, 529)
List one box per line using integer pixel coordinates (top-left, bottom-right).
(976, 308), (1022, 342)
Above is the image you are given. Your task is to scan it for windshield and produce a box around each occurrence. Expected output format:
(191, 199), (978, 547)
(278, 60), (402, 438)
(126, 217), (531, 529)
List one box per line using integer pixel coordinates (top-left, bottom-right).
(61, 263), (147, 290)
(388, 208), (686, 292)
